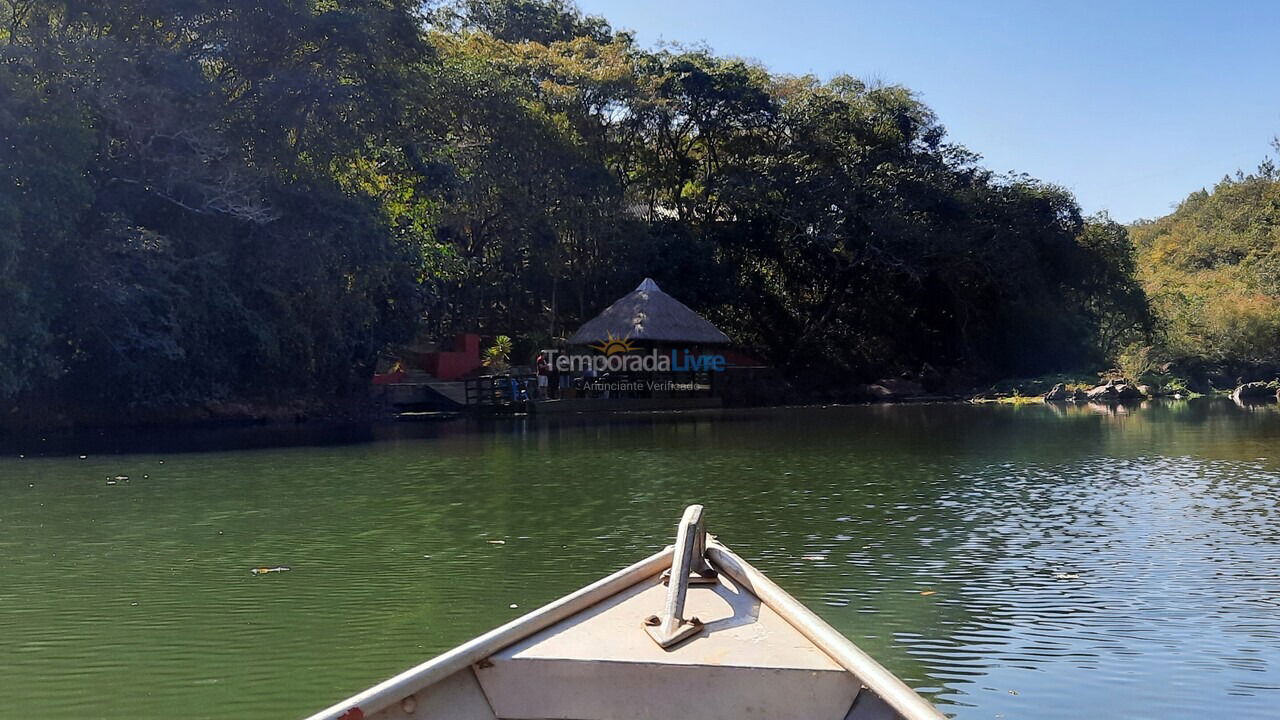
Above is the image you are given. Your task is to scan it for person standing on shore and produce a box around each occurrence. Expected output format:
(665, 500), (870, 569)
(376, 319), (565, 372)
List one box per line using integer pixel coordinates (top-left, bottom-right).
(535, 352), (549, 399)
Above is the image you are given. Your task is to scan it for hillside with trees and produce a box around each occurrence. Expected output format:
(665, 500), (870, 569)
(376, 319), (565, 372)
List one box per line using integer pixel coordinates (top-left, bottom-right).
(1130, 161), (1280, 382)
(0, 0), (1152, 423)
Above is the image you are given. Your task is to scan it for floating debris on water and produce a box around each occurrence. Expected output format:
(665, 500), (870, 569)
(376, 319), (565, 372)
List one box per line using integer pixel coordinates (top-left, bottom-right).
(251, 566), (291, 575)
(487, 539), (506, 545)
(509, 603), (518, 609)
(800, 554), (825, 561)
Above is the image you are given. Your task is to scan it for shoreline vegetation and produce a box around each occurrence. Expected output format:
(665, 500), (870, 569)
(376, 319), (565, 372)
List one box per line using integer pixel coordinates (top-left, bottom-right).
(4, 1), (1280, 431)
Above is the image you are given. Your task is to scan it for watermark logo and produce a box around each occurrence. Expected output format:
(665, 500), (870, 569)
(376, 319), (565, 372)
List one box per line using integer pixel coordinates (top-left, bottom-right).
(544, 335), (726, 373)
(589, 332), (638, 356)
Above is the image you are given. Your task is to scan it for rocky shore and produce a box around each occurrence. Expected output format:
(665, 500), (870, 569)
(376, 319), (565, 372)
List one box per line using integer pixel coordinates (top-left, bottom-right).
(850, 370), (1280, 407)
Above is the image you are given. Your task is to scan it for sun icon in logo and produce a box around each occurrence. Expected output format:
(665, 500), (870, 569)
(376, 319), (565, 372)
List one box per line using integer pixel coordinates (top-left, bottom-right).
(589, 332), (637, 356)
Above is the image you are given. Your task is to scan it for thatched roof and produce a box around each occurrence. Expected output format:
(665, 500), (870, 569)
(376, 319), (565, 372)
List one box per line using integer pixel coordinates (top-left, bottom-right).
(568, 278), (731, 345)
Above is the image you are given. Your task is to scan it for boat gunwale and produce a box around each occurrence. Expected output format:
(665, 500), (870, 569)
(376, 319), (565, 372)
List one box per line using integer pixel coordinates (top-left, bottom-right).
(302, 547), (674, 720)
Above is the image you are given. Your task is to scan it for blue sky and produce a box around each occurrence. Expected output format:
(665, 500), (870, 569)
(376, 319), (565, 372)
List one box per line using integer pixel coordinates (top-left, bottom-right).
(573, 0), (1280, 222)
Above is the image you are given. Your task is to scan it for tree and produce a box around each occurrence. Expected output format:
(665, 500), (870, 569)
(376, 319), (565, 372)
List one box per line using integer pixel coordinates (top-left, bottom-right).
(0, 0), (1172, 417)
(0, 0), (433, 409)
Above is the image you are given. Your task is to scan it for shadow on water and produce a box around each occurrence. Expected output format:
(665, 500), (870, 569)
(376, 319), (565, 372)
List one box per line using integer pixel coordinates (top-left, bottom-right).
(1, 399), (1279, 719)
(6, 396), (1280, 459)
(0, 408), (769, 457)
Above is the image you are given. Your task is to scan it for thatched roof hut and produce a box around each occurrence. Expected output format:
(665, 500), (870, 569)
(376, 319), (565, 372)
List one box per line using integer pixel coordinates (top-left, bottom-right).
(568, 278), (731, 345)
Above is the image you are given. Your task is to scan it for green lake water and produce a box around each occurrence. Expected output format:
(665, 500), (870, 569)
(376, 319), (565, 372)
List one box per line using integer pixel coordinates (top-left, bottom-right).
(2, 401), (1279, 719)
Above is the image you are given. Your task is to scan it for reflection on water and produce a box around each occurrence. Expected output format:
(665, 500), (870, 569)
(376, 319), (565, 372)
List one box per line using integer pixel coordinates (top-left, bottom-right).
(1, 400), (1279, 719)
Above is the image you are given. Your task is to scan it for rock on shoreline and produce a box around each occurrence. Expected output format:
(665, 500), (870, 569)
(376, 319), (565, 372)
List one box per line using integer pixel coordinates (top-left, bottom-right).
(1043, 383), (1088, 403)
(1044, 379), (1146, 404)
(1230, 380), (1280, 403)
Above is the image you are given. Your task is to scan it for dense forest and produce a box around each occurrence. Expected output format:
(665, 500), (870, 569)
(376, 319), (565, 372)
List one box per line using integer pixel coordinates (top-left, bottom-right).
(0, 0), (1219, 421)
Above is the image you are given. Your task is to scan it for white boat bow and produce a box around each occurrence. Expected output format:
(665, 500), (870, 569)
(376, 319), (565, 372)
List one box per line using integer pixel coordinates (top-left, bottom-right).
(305, 505), (946, 720)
